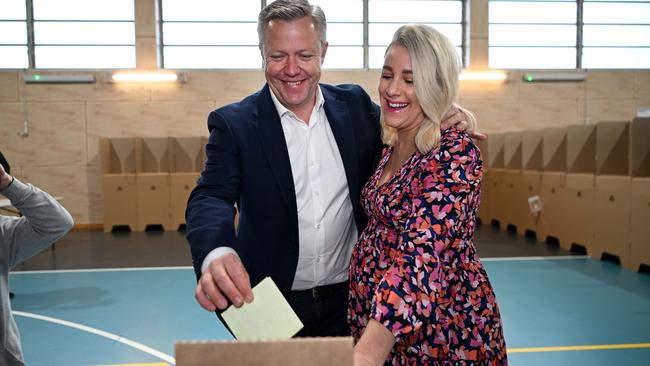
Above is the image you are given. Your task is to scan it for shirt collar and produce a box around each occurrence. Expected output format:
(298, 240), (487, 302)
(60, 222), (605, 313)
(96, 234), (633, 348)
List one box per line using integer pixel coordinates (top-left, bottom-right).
(269, 84), (325, 120)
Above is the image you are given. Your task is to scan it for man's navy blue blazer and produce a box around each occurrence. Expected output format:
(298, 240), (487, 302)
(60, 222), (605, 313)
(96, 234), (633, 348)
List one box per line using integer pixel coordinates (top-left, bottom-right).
(185, 83), (382, 293)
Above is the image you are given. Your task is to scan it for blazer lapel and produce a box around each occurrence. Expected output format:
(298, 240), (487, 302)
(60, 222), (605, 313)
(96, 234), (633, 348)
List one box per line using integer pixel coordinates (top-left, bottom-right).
(322, 87), (360, 214)
(252, 85), (298, 216)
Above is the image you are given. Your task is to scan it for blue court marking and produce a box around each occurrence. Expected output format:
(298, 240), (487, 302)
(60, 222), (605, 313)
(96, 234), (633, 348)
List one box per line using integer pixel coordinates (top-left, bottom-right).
(9, 257), (650, 366)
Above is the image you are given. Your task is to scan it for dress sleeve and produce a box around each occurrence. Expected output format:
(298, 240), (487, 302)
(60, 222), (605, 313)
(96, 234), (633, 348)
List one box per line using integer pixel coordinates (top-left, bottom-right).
(369, 130), (483, 340)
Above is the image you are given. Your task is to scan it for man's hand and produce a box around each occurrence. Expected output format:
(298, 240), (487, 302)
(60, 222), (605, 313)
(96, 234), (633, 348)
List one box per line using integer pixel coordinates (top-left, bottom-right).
(195, 253), (254, 311)
(0, 163), (13, 190)
(440, 105), (487, 141)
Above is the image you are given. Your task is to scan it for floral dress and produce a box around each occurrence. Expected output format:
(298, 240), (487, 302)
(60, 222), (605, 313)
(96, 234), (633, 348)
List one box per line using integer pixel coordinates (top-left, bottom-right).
(349, 128), (508, 365)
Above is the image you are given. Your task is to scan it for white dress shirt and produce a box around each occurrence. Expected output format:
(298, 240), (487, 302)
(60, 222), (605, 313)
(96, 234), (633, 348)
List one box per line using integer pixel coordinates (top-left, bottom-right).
(201, 86), (358, 291)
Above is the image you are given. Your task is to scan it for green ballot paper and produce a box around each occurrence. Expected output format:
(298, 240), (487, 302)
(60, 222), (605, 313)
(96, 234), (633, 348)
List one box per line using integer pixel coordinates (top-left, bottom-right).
(221, 277), (303, 340)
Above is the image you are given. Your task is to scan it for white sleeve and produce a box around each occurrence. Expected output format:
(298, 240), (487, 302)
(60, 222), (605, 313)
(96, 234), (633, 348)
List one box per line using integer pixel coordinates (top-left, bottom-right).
(200, 246), (240, 273)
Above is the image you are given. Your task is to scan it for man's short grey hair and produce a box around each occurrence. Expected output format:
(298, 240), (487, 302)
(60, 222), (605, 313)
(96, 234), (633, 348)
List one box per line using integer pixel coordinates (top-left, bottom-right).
(257, 0), (327, 51)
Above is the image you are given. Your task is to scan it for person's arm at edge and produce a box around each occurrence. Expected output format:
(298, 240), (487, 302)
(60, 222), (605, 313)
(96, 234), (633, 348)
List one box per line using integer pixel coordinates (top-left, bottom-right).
(0, 166), (74, 268)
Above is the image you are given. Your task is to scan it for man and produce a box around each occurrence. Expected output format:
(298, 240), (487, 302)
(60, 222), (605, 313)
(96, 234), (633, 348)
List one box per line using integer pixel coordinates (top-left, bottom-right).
(186, 0), (476, 337)
(1, 163), (74, 364)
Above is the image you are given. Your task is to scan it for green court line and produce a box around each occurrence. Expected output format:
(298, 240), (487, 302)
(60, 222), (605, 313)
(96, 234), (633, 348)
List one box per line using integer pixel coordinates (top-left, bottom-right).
(509, 343), (650, 353)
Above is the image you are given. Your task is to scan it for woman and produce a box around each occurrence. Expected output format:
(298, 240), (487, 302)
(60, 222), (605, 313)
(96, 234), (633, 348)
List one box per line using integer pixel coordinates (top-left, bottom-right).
(349, 25), (508, 365)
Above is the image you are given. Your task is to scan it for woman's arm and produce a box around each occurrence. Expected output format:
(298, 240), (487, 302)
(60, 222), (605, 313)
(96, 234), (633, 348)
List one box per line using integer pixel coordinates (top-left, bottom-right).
(354, 319), (395, 366)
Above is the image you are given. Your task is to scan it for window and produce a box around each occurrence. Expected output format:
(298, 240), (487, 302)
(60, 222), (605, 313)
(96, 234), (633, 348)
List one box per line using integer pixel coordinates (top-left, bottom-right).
(161, 0), (364, 69)
(489, 0), (577, 69)
(161, 0), (261, 69)
(368, 0), (464, 69)
(32, 0), (135, 69)
(311, 0), (364, 69)
(0, 0), (28, 69)
(582, 0), (650, 69)
(161, 0), (464, 69)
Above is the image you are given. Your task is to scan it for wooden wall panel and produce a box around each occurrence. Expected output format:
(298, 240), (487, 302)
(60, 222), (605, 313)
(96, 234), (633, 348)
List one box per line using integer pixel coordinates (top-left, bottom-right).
(458, 100), (521, 133)
(519, 81), (585, 100)
(0, 72), (18, 101)
(586, 99), (650, 124)
(519, 99), (581, 127)
(24, 75), (151, 101)
(86, 101), (213, 164)
(0, 102), (85, 166)
(151, 71), (266, 101)
(587, 72), (635, 99)
(21, 165), (92, 224)
(460, 78), (519, 100)
(636, 71), (650, 98)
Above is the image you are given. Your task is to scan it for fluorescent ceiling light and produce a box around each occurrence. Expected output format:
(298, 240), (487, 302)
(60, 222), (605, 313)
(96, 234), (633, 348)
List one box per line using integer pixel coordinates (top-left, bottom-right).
(23, 74), (96, 84)
(522, 72), (586, 82)
(460, 71), (507, 81)
(110, 72), (185, 83)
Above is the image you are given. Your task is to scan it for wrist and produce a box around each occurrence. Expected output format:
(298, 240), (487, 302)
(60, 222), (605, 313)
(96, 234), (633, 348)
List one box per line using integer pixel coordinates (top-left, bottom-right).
(0, 175), (13, 191)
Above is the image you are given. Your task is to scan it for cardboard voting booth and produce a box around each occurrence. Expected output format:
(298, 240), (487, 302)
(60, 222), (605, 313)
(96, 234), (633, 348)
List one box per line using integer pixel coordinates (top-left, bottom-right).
(481, 134), (505, 225)
(170, 137), (204, 230)
(593, 121), (631, 266)
(564, 125), (597, 252)
(502, 132), (525, 232)
(629, 117), (650, 271)
(99, 137), (138, 232)
(520, 130), (543, 236)
(538, 127), (569, 247)
(136, 137), (173, 231)
(176, 337), (353, 366)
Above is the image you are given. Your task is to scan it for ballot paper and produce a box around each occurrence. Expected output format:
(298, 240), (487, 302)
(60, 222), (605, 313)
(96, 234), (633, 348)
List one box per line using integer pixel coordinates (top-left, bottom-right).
(221, 277), (303, 341)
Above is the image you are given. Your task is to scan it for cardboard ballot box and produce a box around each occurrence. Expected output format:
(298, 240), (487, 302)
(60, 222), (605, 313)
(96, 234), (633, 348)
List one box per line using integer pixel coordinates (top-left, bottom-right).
(136, 137), (173, 231)
(170, 137), (204, 230)
(176, 337), (353, 366)
(99, 137), (138, 232)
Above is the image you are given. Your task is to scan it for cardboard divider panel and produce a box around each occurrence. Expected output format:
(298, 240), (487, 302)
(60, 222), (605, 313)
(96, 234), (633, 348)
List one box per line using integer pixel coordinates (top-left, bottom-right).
(135, 137), (172, 231)
(538, 172), (568, 247)
(630, 178), (650, 271)
(596, 121), (629, 175)
(564, 174), (596, 252)
(543, 127), (567, 172)
(630, 117), (650, 177)
(170, 137), (204, 229)
(99, 137), (137, 232)
(522, 129), (543, 171)
(567, 125), (596, 174)
(594, 176), (632, 268)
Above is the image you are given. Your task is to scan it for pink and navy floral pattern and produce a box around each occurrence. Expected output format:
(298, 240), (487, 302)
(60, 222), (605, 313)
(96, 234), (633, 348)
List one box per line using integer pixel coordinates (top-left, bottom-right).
(349, 128), (508, 365)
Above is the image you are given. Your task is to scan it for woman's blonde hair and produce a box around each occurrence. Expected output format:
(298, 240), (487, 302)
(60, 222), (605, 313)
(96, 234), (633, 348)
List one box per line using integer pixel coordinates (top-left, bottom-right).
(381, 25), (476, 154)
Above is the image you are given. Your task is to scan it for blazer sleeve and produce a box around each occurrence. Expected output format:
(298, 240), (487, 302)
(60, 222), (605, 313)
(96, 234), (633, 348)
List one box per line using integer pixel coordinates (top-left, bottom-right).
(369, 130), (483, 340)
(185, 110), (241, 279)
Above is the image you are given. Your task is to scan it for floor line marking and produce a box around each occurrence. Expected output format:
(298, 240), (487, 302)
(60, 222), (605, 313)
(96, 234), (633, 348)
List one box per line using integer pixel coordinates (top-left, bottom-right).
(509, 343), (650, 353)
(481, 255), (590, 262)
(11, 256), (592, 275)
(13, 311), (175, 365)
(10, 266), (193, 275)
